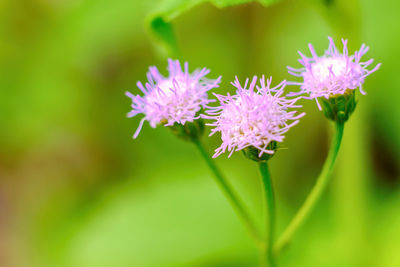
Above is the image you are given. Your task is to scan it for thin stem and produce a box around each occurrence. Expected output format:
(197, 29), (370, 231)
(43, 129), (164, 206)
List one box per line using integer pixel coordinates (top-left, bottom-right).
(193, 139), (262, 246)
(259, 162), (275, 267)
(273, 122), (344, 255)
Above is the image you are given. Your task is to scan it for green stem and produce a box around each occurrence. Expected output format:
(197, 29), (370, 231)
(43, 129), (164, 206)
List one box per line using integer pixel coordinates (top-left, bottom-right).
(193, 139), (262, 246)
(273, 122), (344, 255)
(259, 162), (275, 267)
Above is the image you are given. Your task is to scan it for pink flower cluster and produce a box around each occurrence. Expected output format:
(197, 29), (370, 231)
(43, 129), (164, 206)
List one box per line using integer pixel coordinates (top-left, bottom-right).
(126, 59), (221, 138)
(288, 37), (381, 109)
(126, 37), (380, 157)
(204, 76), (305, 158)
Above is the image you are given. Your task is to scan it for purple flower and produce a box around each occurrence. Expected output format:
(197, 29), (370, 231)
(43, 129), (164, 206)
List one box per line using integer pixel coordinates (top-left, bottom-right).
(288, 37), (381, 109)
(204, 76), (305, 158)
(126, 59), (221, 138)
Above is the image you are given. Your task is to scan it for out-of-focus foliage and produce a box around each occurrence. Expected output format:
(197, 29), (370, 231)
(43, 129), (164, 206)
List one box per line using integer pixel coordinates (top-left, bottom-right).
(149, 0), (279, 56)
(0, 0), (399, 266)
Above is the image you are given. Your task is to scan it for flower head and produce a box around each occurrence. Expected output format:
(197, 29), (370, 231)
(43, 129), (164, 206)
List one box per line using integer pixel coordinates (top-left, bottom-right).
(126, 59), (221, 138)
(288, 37), (381, 109)
(204, 76), (305, 158)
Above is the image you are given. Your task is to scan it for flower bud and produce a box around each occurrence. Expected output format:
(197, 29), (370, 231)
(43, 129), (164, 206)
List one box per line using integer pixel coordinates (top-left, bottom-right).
(319, 89), (357, 123)
(242, 141), (278, 162)
(168, 119), (205, 141)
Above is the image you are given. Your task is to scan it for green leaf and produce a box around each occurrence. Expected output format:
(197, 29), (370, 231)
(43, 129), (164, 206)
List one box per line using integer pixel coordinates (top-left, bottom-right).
(147, 0), (280, 57)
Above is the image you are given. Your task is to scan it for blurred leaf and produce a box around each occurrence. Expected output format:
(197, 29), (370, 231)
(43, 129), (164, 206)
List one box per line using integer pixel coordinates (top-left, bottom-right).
(36, 165), (258, 267)
(148, 0), (279, 57)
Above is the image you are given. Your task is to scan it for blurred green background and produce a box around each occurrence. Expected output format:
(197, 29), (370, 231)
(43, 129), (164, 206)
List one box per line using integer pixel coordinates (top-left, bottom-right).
(0, 0), (399, 266)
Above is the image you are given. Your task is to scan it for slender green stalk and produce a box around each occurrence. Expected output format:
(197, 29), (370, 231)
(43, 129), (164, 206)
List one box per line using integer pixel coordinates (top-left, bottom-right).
(273, 122), (344, 255)
(193, 139), (262, 246)
(259, 162), (275, 267)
